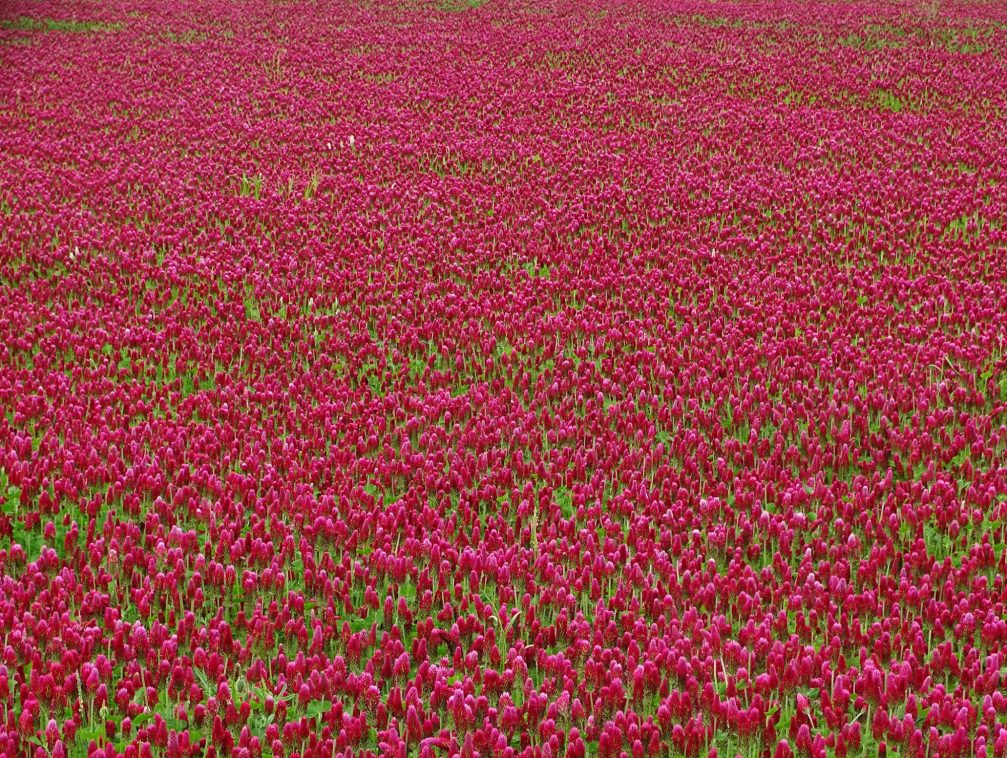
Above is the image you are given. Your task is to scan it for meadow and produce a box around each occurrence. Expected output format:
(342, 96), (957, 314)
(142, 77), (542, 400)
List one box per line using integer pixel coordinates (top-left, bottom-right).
(2, 0), (1007, 755)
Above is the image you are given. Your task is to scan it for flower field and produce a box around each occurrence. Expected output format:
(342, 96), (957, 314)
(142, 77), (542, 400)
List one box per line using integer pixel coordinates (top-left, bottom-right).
(2, 0), (1007, 755)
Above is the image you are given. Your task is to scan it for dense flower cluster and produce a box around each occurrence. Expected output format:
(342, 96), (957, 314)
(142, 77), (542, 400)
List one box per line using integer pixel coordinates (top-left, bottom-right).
(2, 0), (1007, 755)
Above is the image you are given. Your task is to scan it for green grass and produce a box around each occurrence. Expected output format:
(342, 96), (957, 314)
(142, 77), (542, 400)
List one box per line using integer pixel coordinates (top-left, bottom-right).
(0, 16), (123, 33)
(776, 86), (818, 108)
(524, 260), (550, 279)
(838, 33), (903, 50)
(943, 211), (992, 243)
(874, 88), (903, 113)
(438, 0), (489, 10)
(237, 172), (264, 199)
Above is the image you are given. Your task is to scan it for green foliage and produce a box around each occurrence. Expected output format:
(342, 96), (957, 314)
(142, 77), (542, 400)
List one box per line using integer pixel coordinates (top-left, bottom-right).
(555, 486), (573, 518)
(874, 88), (903, 113)
(238, 172), (264, 199)
(438, 0), (489, 11)
(1, 16), (123, 32)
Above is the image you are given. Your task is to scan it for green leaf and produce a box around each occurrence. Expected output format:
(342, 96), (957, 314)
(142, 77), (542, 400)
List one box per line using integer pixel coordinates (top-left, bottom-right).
(555, 487), (573, 519)
(305, 699), (332, 719)
(77, 724), (105, 742)
(350, 611), (382, 634)
(131, 712), (155, 727)
(400, 580), (416, 603)
(3, 484), (19, 516)
(193, 667), (211, 694)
